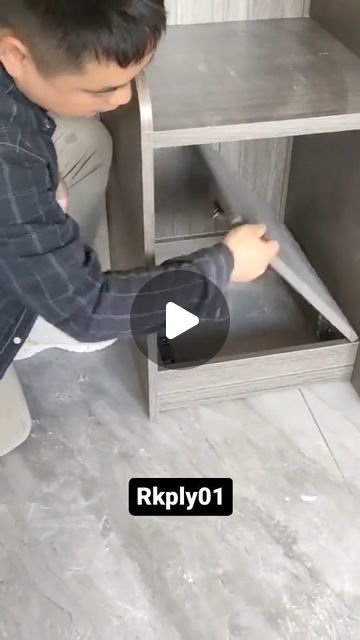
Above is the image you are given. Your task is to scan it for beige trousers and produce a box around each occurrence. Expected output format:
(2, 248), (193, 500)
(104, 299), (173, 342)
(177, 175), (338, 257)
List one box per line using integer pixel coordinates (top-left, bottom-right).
(0, 116), (113, 456)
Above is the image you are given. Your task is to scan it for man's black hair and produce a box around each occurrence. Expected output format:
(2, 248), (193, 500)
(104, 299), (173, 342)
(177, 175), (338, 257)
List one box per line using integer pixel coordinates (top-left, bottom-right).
(0, 0), (166, 73)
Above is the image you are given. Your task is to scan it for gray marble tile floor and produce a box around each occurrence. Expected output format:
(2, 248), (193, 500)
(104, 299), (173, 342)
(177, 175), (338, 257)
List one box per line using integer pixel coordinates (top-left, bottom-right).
(1, 342), (360, 639)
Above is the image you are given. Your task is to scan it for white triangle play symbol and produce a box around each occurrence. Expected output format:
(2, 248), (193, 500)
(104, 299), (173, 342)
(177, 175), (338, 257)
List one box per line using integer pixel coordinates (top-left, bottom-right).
(166, 303), (200, 340)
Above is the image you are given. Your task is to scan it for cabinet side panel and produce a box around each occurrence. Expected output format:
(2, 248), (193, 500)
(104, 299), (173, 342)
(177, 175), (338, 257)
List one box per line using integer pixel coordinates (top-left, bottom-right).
(286, 131), (360, 337)
(102, 88), (158, 419)
(311, 0), (360, 58)
(102, 89), (146, 270)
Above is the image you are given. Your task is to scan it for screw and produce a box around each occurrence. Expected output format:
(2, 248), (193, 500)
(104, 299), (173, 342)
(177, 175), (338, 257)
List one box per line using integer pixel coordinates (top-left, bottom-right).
(212, 200), (225, 220)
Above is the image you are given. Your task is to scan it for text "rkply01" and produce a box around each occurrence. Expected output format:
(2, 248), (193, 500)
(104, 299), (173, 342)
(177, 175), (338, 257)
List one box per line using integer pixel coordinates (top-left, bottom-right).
(129, 478), (233, 516)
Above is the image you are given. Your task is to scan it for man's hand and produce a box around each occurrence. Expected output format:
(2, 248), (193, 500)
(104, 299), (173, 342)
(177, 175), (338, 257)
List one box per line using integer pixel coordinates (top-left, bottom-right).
(223, 224), (279, 283)
(55, 177), (69, 213)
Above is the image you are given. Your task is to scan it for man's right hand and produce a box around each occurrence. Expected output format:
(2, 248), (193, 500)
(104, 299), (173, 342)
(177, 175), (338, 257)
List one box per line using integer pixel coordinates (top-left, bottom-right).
(223, 224), (280, 283)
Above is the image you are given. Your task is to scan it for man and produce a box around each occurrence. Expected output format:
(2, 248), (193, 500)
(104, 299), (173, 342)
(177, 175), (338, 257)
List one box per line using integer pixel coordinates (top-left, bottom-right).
(0, 0), (279, 455)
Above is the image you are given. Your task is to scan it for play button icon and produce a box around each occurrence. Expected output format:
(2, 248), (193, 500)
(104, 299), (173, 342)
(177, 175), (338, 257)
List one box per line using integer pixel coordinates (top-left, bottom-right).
(166, 303), (199, 340)
(130, 268), (230, 370)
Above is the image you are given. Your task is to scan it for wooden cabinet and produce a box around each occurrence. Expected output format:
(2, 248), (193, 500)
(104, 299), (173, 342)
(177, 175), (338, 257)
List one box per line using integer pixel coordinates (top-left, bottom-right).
(103, 1), (360, 418)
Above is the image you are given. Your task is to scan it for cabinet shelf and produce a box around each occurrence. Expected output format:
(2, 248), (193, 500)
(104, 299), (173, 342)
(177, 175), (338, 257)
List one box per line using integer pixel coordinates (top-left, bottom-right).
(146, 18), (360, 147)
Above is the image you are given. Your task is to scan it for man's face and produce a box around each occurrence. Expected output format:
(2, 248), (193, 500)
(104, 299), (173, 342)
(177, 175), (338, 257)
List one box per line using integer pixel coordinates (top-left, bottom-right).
(0, 36), (153, 116)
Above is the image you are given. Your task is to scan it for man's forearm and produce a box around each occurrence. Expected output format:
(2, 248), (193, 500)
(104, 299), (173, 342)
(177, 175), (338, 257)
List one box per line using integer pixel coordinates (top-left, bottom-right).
(46, 243), (233, 341)
(2, 220), (233, 342)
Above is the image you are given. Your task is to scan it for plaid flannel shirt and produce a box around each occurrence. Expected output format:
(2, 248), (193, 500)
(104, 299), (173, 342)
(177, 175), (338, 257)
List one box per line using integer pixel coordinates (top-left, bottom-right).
(0, 65), (234, 379)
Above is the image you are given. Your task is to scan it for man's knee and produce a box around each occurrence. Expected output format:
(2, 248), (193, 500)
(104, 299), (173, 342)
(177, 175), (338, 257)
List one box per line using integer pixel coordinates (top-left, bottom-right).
(54, 116), (113, 187)
(82, 118), (113, 175)
(0, 366), (32, 457)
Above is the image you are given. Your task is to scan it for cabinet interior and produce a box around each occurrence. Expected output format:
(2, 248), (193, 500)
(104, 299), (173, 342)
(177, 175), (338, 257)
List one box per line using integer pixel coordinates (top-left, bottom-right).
(153, 144), (346, 369)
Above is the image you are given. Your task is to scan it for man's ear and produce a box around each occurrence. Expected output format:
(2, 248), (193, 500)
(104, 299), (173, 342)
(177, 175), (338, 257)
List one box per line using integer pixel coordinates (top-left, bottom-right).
(0, 36), (30, 80)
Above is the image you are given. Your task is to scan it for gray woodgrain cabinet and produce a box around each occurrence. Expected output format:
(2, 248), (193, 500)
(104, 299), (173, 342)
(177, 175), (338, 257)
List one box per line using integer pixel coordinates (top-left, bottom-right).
(103, 0), (360, 419)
